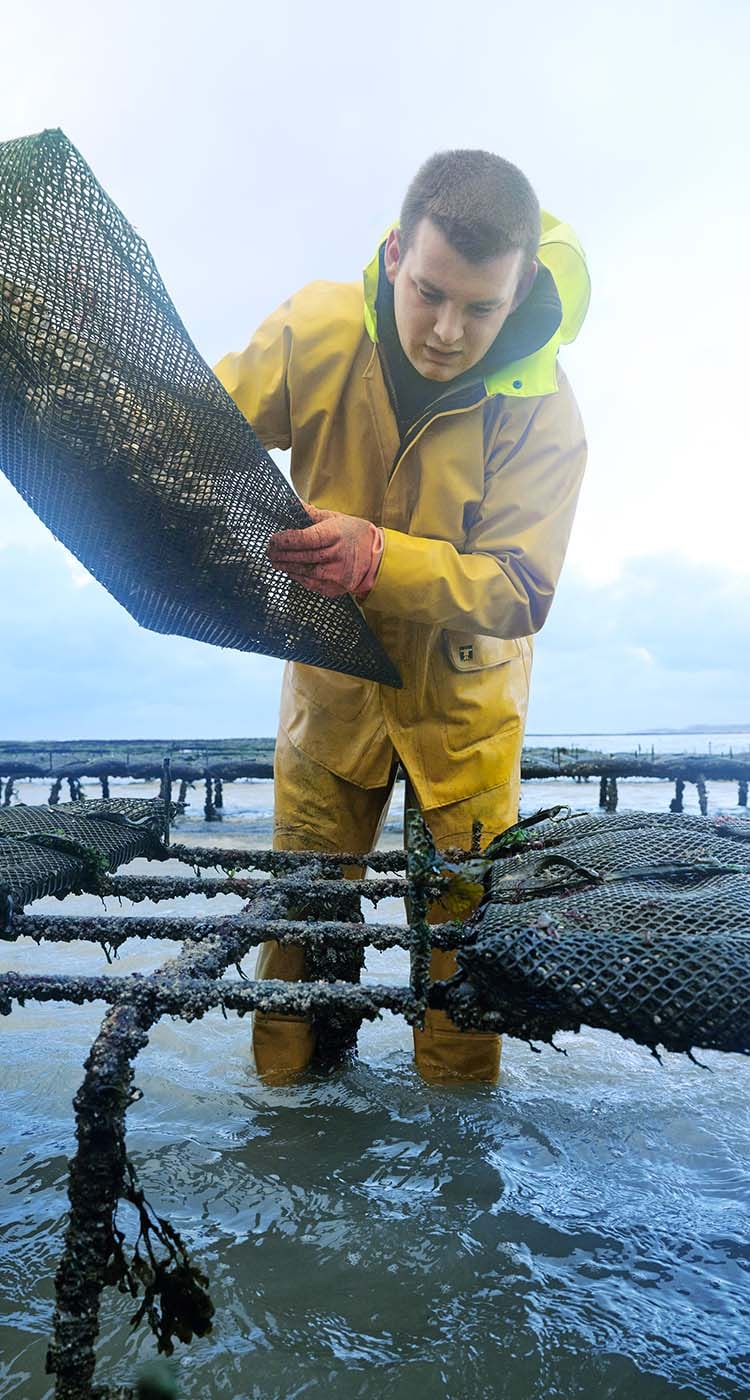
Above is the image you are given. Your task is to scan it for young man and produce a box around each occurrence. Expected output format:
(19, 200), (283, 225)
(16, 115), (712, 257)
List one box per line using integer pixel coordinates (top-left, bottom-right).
(215, 150), (590, 1084)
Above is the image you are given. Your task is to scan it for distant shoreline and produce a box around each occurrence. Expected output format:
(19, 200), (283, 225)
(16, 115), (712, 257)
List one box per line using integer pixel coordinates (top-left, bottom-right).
(528, 725), (750, 736)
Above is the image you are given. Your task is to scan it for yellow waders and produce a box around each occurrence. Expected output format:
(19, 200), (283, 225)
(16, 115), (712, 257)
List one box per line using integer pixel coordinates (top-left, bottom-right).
(253, 729), (520, 1084)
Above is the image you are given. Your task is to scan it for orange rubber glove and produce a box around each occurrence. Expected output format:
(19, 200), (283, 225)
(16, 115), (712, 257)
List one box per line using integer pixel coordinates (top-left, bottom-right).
(267, 504), (384, 599)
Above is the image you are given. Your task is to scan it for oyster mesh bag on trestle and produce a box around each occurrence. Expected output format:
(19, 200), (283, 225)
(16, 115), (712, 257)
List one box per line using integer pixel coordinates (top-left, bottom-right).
(432, 810), (750, 1057)
(0, 799), (169, 933)
(0, 129), (400, 685)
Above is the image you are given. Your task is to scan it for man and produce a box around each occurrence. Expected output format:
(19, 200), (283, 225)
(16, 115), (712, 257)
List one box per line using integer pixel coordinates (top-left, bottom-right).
(214, 150), (589, 1084)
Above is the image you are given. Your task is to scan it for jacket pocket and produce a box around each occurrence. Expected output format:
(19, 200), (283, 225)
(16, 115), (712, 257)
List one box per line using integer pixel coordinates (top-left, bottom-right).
(443, 631), (520, 672)
(437, 631), (528, 759)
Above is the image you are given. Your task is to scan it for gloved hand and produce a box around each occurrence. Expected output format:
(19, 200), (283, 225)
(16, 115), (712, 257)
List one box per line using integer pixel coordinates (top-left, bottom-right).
(267, 504), (384, 599)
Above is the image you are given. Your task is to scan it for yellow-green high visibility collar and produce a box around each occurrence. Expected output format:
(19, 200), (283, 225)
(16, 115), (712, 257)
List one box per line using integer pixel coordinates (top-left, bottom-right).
(484, 336), (561, 399)
(362, 230), (392, 343)
(538, 210), (591, 344)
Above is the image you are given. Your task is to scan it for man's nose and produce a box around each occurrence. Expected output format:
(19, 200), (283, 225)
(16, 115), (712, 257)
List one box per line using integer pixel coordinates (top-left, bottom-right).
(433, 303), (463, 345)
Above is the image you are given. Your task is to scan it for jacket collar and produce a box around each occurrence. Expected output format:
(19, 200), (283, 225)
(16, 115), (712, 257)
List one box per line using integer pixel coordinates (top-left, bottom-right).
(362, 210), (590, 400)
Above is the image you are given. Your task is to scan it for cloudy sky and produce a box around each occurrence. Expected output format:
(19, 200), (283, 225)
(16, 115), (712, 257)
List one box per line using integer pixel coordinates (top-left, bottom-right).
(1, 0), (748, 739)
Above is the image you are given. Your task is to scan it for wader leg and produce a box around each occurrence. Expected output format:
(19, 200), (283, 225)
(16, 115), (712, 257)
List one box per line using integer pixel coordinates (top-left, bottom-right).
(253, 730), (396, 1081)
(410, 775), (520, 1086)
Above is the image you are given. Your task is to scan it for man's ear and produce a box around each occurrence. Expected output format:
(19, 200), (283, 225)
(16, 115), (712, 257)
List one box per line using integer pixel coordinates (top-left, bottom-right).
(384, 228), (401, 286)
(512, 257), (538, 311)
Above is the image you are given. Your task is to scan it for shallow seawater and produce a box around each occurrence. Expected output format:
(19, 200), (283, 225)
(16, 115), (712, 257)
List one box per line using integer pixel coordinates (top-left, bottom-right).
(1, 778), (749, 1398)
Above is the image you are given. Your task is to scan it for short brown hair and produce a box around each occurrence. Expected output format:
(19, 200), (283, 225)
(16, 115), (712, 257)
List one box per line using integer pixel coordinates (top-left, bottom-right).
(399, 149), (540, 269)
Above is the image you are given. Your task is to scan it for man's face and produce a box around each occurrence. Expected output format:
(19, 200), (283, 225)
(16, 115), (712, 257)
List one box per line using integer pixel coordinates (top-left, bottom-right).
(384, 218), (528, 382)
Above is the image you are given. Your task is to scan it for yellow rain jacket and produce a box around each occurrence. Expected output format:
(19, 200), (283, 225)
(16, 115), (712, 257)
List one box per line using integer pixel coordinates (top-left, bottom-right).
(215, 215), (589, 811)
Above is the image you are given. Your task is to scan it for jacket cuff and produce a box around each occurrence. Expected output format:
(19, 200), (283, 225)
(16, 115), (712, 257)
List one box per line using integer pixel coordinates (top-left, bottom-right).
(354, 524), (385, 599)
(365, 527), (457, 620)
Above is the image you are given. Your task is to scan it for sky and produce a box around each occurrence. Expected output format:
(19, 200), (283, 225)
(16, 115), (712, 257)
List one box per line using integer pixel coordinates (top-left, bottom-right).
(1, 0), (749, 739)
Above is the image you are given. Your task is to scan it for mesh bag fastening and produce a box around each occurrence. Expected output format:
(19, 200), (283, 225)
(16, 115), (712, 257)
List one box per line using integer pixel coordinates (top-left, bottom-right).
(0, 798), (169, 932)
(434, 811), (750, 1056)
(0, 129), (400, 687)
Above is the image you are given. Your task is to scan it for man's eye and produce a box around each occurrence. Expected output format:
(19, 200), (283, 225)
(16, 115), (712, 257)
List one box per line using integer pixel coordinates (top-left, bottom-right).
(418, 287), (441, 303)
(471, 306), (494, 317)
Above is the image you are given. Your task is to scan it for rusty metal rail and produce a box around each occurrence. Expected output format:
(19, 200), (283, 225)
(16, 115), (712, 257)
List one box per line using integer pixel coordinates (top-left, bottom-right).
(1, 808), (444, 1399)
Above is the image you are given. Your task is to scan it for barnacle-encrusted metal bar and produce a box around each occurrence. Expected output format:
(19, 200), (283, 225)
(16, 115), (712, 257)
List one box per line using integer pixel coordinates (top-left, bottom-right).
(100, 873), (412, 902)
(1, 798), (438, 1398)
(12, 910), (399, 943)
(166, 843), (409, 873)
(12, 912), (465, 952)
(405, 808), (437, 1008)
(0, 969), (417, 1019)
(46, 1000), (150, 1400)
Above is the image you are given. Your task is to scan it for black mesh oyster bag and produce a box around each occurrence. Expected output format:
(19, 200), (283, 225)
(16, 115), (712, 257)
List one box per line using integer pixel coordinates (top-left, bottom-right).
(0, 798), (169, 932)
(0, 129), (400, 686)
(433, 811), (750, 1056)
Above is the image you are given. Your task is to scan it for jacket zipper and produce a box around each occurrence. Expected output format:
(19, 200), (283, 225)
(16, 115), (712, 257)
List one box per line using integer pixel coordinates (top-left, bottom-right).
(390, 385), (487, 477)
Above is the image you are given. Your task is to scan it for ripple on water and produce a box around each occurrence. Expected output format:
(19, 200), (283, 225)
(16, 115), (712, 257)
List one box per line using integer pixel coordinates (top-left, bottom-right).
(2, 1031), (750, 1398)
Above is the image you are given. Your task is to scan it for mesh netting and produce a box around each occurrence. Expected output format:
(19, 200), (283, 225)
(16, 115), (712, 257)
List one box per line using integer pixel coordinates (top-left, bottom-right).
(0, 129), (400, 687)
(435, 811), (750, 1056)
(0, 798), (168, 930)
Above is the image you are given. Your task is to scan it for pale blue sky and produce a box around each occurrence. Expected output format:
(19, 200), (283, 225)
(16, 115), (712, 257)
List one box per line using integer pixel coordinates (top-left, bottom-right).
(1, 0), (748, 737)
